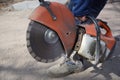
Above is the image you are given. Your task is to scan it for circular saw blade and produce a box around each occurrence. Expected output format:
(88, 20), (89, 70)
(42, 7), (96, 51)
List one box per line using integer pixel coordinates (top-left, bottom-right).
(27, 21), (65, 63)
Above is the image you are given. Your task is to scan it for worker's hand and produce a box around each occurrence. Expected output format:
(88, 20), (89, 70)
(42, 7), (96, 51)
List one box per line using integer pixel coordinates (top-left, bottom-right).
(77, 16), (88, 22)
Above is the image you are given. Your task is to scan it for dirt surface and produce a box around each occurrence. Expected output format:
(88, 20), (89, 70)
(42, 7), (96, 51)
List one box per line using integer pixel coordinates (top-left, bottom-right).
(0, 0), (30, 9)
(0, 1), (120, 80)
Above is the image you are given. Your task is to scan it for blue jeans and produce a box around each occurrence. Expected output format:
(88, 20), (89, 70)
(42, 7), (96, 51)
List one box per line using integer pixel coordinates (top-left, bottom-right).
(67, 0), (108, 18)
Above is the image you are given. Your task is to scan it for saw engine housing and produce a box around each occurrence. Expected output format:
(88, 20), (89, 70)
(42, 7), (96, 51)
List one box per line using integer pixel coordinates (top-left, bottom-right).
(78, 34), (106, 60)
(75, 20), (116, 64)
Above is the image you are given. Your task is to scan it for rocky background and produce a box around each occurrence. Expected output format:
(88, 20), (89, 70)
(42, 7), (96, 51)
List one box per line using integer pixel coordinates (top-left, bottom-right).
(0, 0), (24, 3)
(0, 0), (25, 9)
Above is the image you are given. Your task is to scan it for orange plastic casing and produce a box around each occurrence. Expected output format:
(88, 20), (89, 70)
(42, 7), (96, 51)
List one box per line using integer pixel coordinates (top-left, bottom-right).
(85, 21), (116, 50)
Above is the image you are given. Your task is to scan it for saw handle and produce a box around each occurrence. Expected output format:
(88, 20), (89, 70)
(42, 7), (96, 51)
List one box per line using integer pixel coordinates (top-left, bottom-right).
(98, 21), (112, 37)
(87, 16), (101, 65)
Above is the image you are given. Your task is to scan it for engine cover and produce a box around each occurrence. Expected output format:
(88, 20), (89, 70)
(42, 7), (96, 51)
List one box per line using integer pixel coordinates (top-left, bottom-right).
(78, 34), (109, 60)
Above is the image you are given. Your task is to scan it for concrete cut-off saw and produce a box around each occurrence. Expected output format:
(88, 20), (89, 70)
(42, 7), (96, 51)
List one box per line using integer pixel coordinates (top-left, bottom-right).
(26, 0), (116, 65)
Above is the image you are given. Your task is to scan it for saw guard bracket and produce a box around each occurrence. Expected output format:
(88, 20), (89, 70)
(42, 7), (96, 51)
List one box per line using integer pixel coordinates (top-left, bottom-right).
(29, 2), (76, 54)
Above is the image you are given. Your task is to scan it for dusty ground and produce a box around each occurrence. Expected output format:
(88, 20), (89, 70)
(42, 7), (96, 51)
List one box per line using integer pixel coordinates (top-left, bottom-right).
(0, 1), (120, 80)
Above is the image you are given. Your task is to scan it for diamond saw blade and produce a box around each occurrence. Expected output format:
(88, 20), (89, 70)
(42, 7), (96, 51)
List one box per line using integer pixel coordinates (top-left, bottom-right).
(26, 21), (65, 63)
